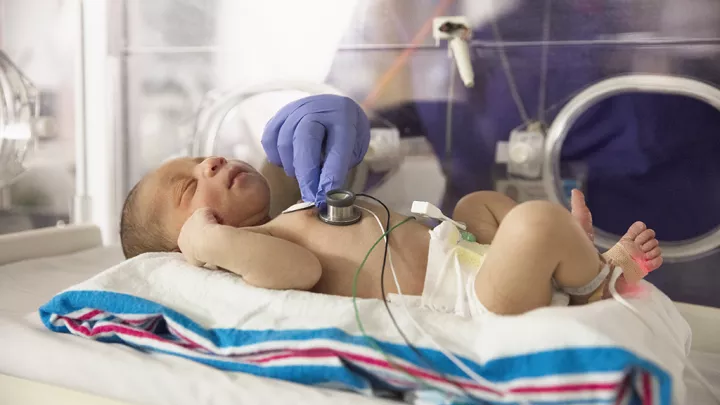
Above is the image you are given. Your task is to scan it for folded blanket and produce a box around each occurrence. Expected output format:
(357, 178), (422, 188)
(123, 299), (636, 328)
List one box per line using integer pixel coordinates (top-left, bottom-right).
(40, 253), (691, 404)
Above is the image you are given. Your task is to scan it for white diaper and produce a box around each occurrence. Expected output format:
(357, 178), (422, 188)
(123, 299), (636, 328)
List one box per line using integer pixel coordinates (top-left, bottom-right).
(418, 221), (570, 318)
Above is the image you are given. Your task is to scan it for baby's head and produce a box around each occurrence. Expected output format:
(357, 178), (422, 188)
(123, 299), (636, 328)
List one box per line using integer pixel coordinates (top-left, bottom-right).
(120, 156), (271, 258)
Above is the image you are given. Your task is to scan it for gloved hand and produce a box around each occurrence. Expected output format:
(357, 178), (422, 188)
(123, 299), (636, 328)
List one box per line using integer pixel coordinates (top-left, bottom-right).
(261, 94), (370, 205)
(177, 207), (219, 267)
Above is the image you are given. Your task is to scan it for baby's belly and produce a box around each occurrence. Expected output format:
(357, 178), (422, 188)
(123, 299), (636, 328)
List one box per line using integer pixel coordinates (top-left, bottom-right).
(270, 205), (431, 299)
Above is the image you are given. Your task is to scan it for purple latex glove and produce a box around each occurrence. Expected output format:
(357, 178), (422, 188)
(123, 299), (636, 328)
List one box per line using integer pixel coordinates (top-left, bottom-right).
(261, 95), (370, 205)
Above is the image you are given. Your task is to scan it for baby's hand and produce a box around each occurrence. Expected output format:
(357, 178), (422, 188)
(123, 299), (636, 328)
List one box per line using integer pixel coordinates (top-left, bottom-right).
(178, 207), (218, 267)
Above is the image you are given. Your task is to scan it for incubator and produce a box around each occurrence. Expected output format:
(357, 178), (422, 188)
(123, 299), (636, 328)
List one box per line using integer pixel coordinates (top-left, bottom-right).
(2, 1), (720, 404)
(0, 0), (718, 306)
(1, 0), (719, 301)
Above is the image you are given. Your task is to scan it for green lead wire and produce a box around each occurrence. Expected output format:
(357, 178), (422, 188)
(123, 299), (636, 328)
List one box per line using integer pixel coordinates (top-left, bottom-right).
(350, 217), (429, 387)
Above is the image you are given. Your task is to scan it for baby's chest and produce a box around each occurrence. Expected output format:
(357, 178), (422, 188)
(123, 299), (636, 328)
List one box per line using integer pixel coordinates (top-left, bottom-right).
(272, 210), (408, 262)
(292, 215), (384, 257)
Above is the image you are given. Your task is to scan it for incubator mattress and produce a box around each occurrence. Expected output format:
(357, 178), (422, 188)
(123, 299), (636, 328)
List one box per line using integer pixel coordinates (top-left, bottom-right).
(0, 247), (393, 405)
(0, 245), (124, 320)
(0, 247), (718, 405)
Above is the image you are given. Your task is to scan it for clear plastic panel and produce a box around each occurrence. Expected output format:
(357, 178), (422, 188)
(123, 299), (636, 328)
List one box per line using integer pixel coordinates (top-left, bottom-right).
(124, 53), (214, 187)
(0, 0), (77, 233)
(124, 0), (218, 49)
(119, 0), (720, 307)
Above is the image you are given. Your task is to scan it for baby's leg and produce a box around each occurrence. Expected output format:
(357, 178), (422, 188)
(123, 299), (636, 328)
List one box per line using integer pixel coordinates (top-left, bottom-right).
(453, 191), (517, 244)
(473, 201), (604, 315)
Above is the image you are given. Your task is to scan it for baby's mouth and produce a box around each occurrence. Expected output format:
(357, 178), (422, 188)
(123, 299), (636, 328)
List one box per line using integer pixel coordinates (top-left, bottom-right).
(226, 166), (248, 188)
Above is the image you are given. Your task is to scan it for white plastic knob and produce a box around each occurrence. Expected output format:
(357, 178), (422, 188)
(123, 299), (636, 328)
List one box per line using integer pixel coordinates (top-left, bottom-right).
(509, 143), (533, 164)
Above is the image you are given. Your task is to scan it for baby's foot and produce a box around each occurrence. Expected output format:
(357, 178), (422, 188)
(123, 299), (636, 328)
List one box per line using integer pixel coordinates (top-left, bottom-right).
(567, 189), (663, 301)
(570, 188), (663, 277)
(578, 222), (660, 303)
(570, 189), (594, 241)
(604, 221), (663, 284)
(576, 224), (662, 304)
(614, 221), (663, 271)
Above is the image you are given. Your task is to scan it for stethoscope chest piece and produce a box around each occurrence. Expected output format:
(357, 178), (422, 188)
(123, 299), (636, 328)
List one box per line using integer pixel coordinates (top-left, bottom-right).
(318, 189), (362, 226)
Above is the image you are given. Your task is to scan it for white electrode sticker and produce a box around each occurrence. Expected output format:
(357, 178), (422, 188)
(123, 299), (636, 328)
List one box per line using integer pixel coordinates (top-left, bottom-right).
(282, 201), (315, 214)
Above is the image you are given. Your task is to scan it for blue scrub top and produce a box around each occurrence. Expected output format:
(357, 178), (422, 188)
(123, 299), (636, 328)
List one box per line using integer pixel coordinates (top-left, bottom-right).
(376, 1), (720, 242)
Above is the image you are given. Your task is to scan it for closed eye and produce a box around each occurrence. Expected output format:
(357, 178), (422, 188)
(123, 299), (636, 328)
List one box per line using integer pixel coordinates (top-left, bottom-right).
(176, 178), (196, 206)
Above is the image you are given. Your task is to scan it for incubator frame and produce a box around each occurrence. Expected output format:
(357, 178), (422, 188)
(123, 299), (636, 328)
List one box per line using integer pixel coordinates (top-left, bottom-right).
(544, 74), (720, 262)
(191, 81), (345, 157)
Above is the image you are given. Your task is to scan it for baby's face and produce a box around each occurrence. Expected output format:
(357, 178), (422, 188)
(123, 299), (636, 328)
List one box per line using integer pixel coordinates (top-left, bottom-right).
(143, 156), (271, 241)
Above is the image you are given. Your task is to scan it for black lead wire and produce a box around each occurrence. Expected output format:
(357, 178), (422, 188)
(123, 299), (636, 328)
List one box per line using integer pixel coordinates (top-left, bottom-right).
(356, 193), (478, 403)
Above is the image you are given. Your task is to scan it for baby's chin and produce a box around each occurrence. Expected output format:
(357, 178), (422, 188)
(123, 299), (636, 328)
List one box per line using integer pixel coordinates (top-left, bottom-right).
(219, 207), (271, 228)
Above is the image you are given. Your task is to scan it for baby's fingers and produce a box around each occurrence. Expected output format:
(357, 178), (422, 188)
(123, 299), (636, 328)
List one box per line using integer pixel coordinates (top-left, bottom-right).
(192, 207), (219, 225)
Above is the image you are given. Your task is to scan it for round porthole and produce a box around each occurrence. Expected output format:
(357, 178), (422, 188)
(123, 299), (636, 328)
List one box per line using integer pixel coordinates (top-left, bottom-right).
(544, 75), (720, 262)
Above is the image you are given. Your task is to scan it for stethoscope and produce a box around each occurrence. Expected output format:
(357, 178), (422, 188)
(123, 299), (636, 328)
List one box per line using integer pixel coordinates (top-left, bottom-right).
(318, 189), (362, 226)
(281, 188), (362, 226)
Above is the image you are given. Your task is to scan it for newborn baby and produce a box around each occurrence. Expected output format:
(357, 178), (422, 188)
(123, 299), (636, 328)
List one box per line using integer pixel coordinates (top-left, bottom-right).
(120, 156), (663, 316)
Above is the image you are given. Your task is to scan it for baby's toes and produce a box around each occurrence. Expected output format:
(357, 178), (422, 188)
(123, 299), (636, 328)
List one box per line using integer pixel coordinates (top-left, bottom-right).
(626, 221), (647, 239)
(645, 246), (661, 260)
(642, 238), (659, 254)
(646, 255), (663, 271)
(635, 228), (656, 246)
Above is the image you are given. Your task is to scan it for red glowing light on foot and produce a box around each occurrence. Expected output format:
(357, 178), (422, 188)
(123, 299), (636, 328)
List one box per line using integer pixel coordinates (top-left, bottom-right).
(630, 255), (652, 277)
(616, 277), (651, 299)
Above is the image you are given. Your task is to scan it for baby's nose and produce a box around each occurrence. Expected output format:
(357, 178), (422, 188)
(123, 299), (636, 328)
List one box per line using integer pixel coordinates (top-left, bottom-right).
(202, 156), (227, 177)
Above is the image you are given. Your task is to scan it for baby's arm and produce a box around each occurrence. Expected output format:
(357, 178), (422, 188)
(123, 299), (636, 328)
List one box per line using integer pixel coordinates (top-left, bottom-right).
(179, 209), (321, 291)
